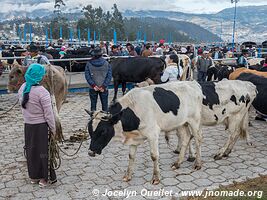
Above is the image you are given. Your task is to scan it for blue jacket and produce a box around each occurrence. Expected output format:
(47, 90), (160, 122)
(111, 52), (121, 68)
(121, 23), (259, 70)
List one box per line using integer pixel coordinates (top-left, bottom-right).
(85, 57), (112, 88)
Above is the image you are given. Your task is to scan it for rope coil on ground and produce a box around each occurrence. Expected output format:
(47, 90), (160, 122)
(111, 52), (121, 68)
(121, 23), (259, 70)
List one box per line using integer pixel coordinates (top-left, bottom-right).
(48, 125), (88, 170)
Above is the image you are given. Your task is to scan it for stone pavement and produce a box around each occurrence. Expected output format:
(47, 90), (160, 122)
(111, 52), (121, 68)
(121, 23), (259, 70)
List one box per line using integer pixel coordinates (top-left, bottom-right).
(0, 92), (267, 200)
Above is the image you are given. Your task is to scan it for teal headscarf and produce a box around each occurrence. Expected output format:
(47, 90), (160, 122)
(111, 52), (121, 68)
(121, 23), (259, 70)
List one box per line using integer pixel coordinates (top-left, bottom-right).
(23, 63), (46, 95)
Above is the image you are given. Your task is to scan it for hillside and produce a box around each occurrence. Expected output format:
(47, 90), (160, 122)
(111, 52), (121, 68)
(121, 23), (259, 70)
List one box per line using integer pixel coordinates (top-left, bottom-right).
(124, 17), (221, 43)
(123, 5), (267, 42)
(1, 5), (266, 42)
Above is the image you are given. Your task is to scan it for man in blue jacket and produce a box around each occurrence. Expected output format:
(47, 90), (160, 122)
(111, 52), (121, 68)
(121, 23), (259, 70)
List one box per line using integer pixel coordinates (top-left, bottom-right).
(85, 47), (112, 111)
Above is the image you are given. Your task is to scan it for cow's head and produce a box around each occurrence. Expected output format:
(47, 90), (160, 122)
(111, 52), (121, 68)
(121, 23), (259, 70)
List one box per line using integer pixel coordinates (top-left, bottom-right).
(8, 65), (27, 92)
(85, 109), (120, 157)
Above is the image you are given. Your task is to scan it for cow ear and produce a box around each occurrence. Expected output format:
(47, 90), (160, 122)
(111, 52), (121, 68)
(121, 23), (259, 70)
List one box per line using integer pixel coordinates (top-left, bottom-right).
(85, 109), (94, 117)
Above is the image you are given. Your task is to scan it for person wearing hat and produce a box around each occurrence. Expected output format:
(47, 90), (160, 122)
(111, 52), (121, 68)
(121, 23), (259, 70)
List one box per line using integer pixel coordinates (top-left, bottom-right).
(196, 50), (213, 82)
(18, 63), (57, 187)
(85, 47), (112, 111)
(23, 45), (39, 66)
(35, 47), (51, 65)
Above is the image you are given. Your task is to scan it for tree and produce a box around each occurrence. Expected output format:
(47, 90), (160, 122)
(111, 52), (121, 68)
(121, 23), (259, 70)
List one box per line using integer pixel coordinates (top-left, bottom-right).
(111, 4), (125, 40)
(49, 17), (69, 39)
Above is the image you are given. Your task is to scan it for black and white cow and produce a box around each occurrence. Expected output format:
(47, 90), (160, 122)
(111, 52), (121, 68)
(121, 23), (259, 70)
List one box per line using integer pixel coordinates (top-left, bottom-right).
(173, 80), (257, 160)
(86, 81), (204, 184)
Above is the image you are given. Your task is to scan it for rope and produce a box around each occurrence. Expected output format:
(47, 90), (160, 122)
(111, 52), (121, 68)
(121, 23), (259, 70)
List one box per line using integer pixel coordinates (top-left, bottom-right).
(48, 124), (88, 170)
(49, 133), (61, 170)
(0, 99), (19, 118)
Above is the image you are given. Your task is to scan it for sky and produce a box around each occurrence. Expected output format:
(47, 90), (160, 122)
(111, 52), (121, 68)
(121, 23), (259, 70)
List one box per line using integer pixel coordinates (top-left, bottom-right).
(2, 0), (267, 14)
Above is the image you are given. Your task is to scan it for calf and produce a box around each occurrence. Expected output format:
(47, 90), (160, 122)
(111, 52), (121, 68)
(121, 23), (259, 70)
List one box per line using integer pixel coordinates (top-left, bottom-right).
(87, 81), (203, 184)
(174, 80), (257, 160)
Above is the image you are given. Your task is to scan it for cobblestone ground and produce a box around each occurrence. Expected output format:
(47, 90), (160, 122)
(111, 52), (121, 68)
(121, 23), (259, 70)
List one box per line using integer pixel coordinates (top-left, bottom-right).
(0, 91), (267, 200)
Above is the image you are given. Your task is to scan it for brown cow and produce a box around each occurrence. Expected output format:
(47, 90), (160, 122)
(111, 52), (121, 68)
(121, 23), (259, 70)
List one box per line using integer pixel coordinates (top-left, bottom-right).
(8, 64), (68, 141)
(229, 67), (267, 80)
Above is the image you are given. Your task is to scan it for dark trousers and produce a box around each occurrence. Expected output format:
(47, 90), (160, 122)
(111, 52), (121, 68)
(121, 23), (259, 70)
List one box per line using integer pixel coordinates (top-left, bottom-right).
(89, 89), (109, 111)
(197, 71), (207, 82)
(24, 123), (56, 182)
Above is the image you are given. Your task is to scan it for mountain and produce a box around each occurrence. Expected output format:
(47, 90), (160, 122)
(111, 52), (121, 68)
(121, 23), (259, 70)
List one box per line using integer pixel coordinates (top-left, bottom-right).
(124, 5), (267, 43)
(1, 5), (266, 43)
(0, 9), (83, 22)
(124, 17), (221, 43)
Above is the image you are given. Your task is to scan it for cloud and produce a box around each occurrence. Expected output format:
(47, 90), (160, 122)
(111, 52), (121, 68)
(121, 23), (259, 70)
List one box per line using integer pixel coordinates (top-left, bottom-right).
(0, 0), (266, 14)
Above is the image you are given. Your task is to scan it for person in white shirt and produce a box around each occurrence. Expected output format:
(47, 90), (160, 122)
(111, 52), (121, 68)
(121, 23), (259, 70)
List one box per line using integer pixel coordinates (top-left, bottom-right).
(161, 54), (183, 82)
(156, 43), (165, 55)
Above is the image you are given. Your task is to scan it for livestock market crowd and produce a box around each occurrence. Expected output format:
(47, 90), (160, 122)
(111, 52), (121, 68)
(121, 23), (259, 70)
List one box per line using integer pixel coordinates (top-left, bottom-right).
(0, 39), (267, 199)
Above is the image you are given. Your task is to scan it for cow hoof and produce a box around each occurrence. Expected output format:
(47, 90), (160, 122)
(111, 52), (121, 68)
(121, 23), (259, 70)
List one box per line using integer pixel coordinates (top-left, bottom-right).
(214, 154), (222, 160)
(173, 150), (180, 154)
(223, 149), (231, 157)
(247, 142), (253, 146)
(88, 151), (96, 157)
(222, 153), (229, 158)
(151, 177), (160, 185)
(171, 162), (180, 170)
(193, 162), (202, 170)
(123, 175), (132, 182)
(187, 157), (196, 162)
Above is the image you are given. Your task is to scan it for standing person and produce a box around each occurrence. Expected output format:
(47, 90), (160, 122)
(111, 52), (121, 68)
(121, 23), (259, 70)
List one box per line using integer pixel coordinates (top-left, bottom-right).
(59, 46), (67, 59)
(85, 47), (112, 111)
(0, 61), (3, 77)
(237, 50), (249, 68)
(153, 43), (158, 53)
(161, 54), (183, 82)
(135, 44), (142, 56)
(141, 44), (153, 57)
(109, 45), (121, 56)
(128, 45), (138, 56)
(156, 43), (164, 55)
(36, 48), (51, 65)
(196, 50), (213, 82)
(18, 63), (57, 187)
(100, 41), (107, 55)
(23, 45), (39, 66)
(212, 47), (223, 59)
